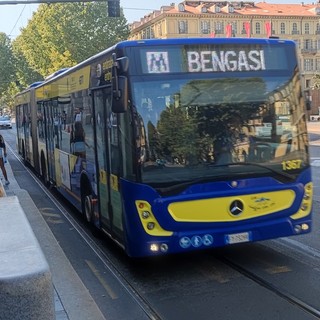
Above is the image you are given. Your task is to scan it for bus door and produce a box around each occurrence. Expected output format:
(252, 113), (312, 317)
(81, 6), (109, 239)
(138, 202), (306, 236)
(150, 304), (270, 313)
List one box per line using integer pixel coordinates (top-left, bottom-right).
(24, 103), (32, 162)
(44, 101), (56, 183)
(92, 87), (123, 239)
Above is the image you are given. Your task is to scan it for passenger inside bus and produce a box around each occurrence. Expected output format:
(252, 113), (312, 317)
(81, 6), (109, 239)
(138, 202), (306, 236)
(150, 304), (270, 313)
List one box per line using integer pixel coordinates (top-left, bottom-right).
(70, 121), (86, 158)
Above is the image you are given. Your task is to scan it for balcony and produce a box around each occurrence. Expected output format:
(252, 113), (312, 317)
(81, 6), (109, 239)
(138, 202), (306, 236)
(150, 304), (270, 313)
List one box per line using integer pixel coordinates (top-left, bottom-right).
(301, 48), (317, 54)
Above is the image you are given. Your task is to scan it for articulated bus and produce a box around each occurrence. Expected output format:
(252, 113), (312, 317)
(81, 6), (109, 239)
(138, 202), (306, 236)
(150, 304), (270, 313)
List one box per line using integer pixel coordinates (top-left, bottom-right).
(15, 38), (312, 257)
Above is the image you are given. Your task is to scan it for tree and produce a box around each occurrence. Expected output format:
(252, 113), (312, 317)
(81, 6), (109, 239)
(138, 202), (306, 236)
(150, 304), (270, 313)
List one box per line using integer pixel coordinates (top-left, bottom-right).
(311, 73), (320, 90)
(0, 33), (15, 93)
(13, 2), (129, 77)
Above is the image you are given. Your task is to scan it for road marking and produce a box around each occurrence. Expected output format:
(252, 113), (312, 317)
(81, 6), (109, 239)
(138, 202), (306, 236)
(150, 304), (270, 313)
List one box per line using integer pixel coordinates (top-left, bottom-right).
(266, 265), (291, 274)
(85, 259), (118, 299)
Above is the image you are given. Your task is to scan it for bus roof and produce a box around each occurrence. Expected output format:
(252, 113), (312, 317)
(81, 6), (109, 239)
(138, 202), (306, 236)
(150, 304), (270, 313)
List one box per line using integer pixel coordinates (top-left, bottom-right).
(24, 37), (296, 98)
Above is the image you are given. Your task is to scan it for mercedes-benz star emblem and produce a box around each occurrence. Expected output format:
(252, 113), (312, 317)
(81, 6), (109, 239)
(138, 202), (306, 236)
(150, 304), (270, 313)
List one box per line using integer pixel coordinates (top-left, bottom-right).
(229, 200), (244, 216)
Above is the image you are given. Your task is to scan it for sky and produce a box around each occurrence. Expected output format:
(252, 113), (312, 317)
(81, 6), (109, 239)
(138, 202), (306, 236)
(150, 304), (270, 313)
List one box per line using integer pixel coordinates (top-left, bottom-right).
(0, 0), (169, 38)
(0, 0), (315, 39)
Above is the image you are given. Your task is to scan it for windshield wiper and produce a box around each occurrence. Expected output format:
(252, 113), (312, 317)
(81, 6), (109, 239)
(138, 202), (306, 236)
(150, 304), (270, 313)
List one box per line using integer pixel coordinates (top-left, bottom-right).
(210, 162), (295, 180)
(208, 162), (295, 180)
(154, 162), (296, 196)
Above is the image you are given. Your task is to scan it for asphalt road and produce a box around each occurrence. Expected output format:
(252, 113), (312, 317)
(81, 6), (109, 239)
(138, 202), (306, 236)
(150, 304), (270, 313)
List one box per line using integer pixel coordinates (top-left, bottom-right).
(2, 124), (320, 320)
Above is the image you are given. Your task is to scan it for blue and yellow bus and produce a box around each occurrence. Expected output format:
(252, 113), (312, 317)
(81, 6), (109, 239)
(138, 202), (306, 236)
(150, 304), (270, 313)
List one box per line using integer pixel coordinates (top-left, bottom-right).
(15, 38), (312, 257)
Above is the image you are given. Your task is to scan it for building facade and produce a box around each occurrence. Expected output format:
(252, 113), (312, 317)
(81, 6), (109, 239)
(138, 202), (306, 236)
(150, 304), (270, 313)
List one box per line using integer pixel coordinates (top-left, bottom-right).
(129, 1), (320, 118)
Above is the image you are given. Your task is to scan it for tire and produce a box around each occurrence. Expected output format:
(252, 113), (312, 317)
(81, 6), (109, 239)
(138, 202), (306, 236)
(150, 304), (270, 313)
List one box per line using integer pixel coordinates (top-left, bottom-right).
(84, 195), (93, 223)
(83, 193), (102, 238)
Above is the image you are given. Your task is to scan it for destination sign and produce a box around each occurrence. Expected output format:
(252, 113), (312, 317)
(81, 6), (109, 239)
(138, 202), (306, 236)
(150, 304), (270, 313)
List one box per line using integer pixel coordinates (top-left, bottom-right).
(138, 43), (293, 75)
(187, 50), (266, 72)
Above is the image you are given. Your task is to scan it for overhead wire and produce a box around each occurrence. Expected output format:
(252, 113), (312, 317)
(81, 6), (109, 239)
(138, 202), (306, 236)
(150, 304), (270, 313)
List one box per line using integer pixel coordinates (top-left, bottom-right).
(3, 4), (161, 38)
(8, 4), (26, 37)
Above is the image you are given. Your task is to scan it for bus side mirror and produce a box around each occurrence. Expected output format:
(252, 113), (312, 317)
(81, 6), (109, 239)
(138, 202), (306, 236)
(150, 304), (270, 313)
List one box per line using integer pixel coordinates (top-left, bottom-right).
(112, 76), (128, 113)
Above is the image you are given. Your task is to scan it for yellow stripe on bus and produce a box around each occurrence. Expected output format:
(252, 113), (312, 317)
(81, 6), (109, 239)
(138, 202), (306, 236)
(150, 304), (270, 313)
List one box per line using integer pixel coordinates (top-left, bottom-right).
(168, 190), (296, 222)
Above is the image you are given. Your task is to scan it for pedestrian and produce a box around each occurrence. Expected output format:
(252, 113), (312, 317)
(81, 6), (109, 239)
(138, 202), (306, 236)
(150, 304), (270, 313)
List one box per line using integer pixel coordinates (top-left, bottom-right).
(70, 121), (86, 158)
(0, 135), (9, 185)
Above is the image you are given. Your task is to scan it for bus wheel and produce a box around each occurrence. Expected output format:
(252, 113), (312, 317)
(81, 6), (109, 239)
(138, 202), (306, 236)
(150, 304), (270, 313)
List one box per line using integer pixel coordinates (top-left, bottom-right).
(84, 195), (93, 223)
(41, 156), (49, 187)
(84, 195), (102, 238)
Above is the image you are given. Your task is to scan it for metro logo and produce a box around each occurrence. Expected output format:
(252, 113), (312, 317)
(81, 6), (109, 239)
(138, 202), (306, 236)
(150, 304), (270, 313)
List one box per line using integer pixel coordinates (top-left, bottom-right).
(187, 50), (266, 72)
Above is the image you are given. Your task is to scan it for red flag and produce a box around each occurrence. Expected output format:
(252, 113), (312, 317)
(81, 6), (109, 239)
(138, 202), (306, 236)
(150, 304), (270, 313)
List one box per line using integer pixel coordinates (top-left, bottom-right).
(226, 24), (232, 38)
(244, 22), (251, 38)
(210, 32), (215, 38)
(265, 21), (272, 38)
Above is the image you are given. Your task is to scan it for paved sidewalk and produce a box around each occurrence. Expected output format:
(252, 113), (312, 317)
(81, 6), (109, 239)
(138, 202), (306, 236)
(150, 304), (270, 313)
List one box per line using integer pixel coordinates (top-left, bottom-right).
(2, 158), (105, 320)
(1, 162), (68, 320)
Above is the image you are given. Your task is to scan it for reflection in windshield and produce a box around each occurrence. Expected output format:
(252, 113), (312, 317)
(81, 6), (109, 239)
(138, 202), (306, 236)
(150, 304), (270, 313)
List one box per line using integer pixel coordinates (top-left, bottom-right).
(132, 72), (309, 185)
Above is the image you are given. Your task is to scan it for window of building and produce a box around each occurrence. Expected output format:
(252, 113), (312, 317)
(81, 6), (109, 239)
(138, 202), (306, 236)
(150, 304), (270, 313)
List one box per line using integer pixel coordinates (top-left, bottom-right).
(280, 22), (285, 34)
(241, 22), (246, 34)
(255, 22), (261, 34)
(316, 58), (320, 71)
(304, 39), (313, 49)
(178, 3), (185, 11)
(292, 23), (299, 35)
(316, 23), (320, 34)
(214, 5), (221, 13)
(215, 21), (224, 34)
(306, 79), (311, 88)
(304, 58), (314, 71)
(201, 20), (210, 34)
(304, 23), (310, 34)
(231, 22), (237, 35)
(157, 24), (162, 37)
(146, 27), (151, 39)
(178, 21), (188, 34)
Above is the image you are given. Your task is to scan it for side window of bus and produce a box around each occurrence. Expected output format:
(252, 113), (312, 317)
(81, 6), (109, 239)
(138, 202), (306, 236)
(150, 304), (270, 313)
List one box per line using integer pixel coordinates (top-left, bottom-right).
(53, 104), (63, 149)
(68, 93), (94, 161)
(52, 102), (73, 153)
(37, 103), (45, 140)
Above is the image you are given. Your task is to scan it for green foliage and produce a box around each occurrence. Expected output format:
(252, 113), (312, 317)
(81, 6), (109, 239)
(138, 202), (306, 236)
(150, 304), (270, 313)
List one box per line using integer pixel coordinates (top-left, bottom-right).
(13, 2), (129, 77)
(1, 3), (129, 111)
(311, 73), (320, 90)
(0, 83), (21, 113)
(0, 33), (15, 93)
(12, 43), (43, 88)
(157, 107), (200, 165)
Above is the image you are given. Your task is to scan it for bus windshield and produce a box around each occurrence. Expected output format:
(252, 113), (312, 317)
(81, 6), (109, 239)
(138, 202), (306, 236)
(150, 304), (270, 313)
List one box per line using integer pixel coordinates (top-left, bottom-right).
(132, 70), (309, 189)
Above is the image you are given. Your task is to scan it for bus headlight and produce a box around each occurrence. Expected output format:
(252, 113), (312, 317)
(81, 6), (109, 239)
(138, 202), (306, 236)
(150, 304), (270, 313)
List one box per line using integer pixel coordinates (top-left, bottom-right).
(294, 223), (310, 233)
(149, 243), (169, 253)
(150, 244), (159, 252)
(147, 222), (155, 230)
(142, 211), (151, 219)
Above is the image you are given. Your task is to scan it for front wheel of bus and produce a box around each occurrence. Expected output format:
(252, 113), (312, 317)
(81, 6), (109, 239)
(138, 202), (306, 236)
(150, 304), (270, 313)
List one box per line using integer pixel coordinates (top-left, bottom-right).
(84, 195), (93, 223)
(84, 194), (102, 238)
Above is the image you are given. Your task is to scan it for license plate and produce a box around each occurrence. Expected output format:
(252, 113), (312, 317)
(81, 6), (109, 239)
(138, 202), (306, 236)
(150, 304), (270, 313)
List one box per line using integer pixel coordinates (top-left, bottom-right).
(226, 232), (250, 244)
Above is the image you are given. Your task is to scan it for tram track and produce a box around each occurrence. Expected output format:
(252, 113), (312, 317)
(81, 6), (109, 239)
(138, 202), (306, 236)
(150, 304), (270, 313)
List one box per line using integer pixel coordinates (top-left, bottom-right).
(5, 133), (320, 320)
(218, 254), (320, 318)
(7, 142), (162, 320)
(36, 166), (320, 320)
